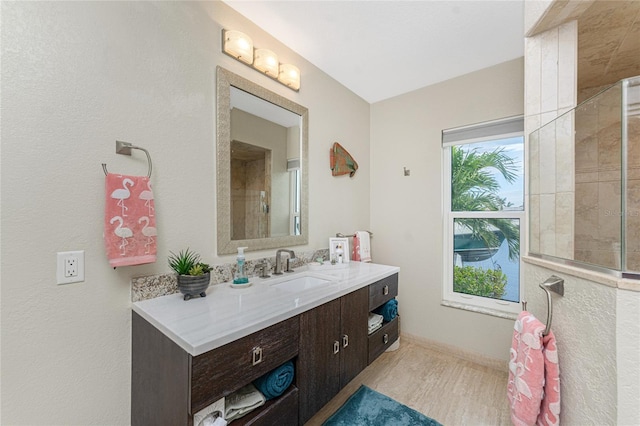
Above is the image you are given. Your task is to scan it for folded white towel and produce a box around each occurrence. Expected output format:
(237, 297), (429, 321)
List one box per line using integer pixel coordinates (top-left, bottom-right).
(368, 323), (383, 335)
(368, 312), (384, 334)
(368, 313), (384, 327)
(225, 383), (266, 422)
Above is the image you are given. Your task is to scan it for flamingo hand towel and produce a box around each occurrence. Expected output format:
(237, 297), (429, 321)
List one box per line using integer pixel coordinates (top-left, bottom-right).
(352, 233), (361, 261)
(104, 173), (157, 267)
(507, 311), (560, 426)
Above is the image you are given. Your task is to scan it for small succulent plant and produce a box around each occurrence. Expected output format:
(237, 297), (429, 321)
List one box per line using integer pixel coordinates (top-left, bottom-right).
(188, 263), (213, 276)
(168, 248), (213, 276)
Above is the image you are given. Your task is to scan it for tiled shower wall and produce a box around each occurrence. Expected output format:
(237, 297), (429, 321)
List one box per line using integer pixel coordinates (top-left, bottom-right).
(524, 5), (640, 424)
(574, 84), (623, 269)
(231, 156), (271, 240)
(625, 91), (640, 271)
(526, 20), (577, 260)
(533, 77), (640, 271)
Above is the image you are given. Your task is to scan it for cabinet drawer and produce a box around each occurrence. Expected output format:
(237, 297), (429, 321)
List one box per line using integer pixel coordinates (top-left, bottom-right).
(368, 316), (399, 364)
(191, 316), (299, 414)
(234, 386), (299, 426)
(368, 273), (398, 311)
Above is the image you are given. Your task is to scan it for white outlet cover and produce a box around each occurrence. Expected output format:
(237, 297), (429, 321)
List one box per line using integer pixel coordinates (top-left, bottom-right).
(57, 250), (85, 285)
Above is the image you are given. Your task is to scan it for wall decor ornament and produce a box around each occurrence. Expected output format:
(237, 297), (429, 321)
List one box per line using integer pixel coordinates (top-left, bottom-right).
(330, 142), (358, 177)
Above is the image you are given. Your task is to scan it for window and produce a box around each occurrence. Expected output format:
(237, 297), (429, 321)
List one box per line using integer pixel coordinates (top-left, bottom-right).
(442, 116), (524, 315)
(288, 160), (301, 235)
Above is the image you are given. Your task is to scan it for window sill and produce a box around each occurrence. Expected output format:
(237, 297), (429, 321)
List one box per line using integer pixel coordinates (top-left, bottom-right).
(441, 299), (518, 320)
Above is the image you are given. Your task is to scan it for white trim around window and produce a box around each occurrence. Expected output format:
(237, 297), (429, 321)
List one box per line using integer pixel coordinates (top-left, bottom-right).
(441, 118), (525, 317)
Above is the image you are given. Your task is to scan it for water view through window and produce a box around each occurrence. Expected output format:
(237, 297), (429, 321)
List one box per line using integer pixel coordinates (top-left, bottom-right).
(450, 137), (524, 303)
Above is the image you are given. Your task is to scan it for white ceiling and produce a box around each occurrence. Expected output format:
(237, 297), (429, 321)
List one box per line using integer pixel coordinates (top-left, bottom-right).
(223, 0), (525, 103)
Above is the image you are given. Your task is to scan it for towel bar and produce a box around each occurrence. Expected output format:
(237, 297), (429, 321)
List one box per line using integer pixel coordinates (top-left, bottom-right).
(102, 140), (152, 178)
(336, 231), (373, 238)
(520, 275), (564, 336)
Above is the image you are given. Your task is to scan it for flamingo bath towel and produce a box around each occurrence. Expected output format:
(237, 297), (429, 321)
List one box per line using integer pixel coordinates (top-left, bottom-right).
(104, 173), (157, 267)
(507, 311), (560, 426)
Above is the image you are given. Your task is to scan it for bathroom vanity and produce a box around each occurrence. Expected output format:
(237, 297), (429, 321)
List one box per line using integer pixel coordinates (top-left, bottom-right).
(131, 262), (399, 425)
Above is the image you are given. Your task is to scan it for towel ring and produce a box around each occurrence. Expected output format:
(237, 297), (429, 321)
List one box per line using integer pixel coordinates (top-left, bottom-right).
(102, 140), (152, 178)
(539, 275), (564, 336)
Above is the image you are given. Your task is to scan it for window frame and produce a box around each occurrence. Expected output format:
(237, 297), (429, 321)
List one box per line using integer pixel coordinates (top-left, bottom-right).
(442, 117), (525, 316)
(289, 168), (301, 235)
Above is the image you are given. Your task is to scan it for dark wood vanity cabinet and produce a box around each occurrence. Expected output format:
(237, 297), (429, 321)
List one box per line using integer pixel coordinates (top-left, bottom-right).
(132, 273), (399, 426)
(297, 287), (369, 424)
(132, 313), (299, 426)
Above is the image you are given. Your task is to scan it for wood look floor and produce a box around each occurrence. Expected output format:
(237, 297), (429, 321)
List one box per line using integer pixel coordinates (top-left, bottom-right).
(305, 338), (511, 426)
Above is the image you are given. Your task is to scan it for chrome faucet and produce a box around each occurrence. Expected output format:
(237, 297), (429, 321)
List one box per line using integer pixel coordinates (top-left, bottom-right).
(274, 249), (296, 275)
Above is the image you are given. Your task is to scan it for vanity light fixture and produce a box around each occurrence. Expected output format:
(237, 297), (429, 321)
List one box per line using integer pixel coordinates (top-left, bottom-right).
(254, 48), (279, 78)
(278, 64), (301, 91)
(222, 29), (301, 92)
(223, 29), (253, 65)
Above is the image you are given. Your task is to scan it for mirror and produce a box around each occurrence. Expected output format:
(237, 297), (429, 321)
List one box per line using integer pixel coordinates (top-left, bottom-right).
(216, 66), (308, 255)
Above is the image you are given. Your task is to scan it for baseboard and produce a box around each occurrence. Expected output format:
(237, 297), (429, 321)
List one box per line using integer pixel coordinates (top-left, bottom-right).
(400, 332), (508, 373)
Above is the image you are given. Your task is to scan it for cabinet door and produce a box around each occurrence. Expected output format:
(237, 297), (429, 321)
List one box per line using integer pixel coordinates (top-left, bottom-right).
(340, 287), (368, 387)
(297, 298), (341, 424)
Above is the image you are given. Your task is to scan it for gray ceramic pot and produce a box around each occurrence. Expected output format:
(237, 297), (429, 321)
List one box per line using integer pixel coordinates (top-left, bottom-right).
(177, 272), (210, 301)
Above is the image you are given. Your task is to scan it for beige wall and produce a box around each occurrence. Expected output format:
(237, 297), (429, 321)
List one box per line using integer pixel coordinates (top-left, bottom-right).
(370, 58), (525, 362)
(0, 1), (370, 424)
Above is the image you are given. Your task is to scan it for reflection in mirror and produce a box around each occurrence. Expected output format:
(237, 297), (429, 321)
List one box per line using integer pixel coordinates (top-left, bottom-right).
(217, 66), (308, 254)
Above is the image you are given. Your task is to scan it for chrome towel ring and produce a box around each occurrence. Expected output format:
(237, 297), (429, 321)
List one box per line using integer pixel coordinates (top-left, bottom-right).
(102, 140), (152, 178)
(539, 275), (564, 336)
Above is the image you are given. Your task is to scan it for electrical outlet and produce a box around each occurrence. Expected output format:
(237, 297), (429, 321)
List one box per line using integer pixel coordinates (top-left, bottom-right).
(65, 257), (78, 277)
(57, 250), (85, 285)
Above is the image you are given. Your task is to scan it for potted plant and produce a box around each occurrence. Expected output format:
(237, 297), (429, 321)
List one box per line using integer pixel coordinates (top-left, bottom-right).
(168, 248), (213, 301)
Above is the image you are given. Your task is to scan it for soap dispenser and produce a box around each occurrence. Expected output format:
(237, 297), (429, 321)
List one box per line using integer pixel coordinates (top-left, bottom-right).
(233, 247), (249, 284)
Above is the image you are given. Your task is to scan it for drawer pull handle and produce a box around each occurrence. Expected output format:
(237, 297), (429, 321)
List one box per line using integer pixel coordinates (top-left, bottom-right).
(252, 346), (263, 366)
(383, 285), (389, 296)
(333, 340), (340, 354)
(383, 333), (389, 344)
(342, 334), (349, 348)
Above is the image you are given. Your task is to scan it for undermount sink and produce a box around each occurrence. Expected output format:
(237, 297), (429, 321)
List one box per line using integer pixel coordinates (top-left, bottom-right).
(269, 272), (336, 292)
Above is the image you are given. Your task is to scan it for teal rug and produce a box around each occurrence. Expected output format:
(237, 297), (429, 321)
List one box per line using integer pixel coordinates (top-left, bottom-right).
(323, 385), (443, 426)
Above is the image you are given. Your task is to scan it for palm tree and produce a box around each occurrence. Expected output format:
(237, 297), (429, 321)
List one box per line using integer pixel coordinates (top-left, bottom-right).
(451, 145), (520, 261)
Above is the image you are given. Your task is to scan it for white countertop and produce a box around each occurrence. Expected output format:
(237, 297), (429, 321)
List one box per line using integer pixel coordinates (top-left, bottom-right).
(132, 262), (399, 356)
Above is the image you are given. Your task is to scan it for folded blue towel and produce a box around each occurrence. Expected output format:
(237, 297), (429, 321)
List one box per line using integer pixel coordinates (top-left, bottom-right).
(253, 360), (294, 400)
(374, 298), (398, 322)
